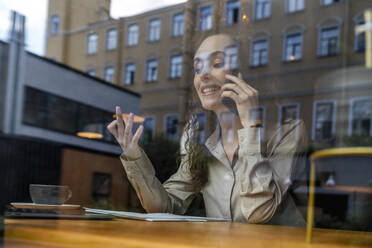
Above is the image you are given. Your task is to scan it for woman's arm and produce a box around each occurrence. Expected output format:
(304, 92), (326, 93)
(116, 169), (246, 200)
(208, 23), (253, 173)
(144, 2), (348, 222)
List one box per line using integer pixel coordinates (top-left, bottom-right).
(238, 119), (307, 223)
(108, 106), (196, 214)
(121, 150), (196, 214)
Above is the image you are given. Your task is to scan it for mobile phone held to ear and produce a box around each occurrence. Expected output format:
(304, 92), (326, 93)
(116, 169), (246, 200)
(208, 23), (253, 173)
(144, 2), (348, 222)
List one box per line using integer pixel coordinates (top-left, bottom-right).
(222, 70), (239, 115)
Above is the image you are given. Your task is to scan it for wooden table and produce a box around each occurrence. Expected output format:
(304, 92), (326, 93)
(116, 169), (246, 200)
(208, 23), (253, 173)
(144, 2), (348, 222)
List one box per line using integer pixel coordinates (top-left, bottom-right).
(3, 218), (372, 248)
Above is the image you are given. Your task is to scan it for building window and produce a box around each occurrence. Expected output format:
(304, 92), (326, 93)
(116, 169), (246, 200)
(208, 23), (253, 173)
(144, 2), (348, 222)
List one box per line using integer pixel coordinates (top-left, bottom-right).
(86, 33), (98, 55)
(146, 59), (158, 82)
(249, 107), (265, 141)
(254, 0), (271, 20)
(143, 117), (155, 142)
(22, 87), (114, 143)
(280, 103), (299, 125)
(226, 0), (240, 25)
(287, 0), (304, 13)
(148, 18), (161, 41)
(105, 28), (117, 51)
(172, 13), (184, 36)
(251, 39), (268, 66)
(195, 112), (206, 144)
(318, 26), (339, 56)
(169, 55), (183, 79)
(86, 69), (96, 76)
(199, 6), (212, 31)
(284, 33), (303, 61)
(225, 45), (238, 70)
(103, 66), (114, 83)
(321, 0), (341, 6)
(350, 98), (372, 136)
(165, 115), (179, 140)
(124, 63), (136, 85)
(127, 24), (139, 46)
(355, 19), (366, 52)
(313, 101), (335, 141)
(50, 15), (59, 36)
(92, 172), (112, 202)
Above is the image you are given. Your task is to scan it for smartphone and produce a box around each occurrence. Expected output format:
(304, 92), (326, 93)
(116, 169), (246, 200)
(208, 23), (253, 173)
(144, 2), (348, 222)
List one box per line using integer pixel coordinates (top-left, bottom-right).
(221, 69), (239, 115)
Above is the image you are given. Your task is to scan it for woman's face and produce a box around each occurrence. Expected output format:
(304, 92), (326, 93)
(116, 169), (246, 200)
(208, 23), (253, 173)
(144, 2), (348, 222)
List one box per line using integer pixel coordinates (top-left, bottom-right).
(193, 35), (235, 111)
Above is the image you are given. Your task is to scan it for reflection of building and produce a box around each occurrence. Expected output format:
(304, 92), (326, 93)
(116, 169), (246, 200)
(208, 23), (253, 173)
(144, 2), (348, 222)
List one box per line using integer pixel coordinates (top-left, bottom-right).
(45, 0), (372, 147)
(0, 11), (142, 212)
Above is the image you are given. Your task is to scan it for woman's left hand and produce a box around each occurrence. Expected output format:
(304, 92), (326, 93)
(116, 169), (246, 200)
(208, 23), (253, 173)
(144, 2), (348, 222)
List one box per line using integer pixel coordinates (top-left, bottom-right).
(221, 73), (259, 128)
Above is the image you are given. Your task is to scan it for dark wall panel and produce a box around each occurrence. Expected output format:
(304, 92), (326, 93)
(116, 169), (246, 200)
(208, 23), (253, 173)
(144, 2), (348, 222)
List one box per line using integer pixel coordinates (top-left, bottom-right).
(0, 135), (61, 213)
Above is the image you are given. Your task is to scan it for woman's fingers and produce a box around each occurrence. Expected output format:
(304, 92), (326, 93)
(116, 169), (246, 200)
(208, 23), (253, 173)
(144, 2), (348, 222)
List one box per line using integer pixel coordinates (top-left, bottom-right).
(225, 74), (258, 96)
(221, 90), (239, 104)
(107, 120), (118, 139)
(221, 83), (245, 97)
(116, 106), (125, 141)
(124, 113), (134, 145)
(132, 125), (144, 145)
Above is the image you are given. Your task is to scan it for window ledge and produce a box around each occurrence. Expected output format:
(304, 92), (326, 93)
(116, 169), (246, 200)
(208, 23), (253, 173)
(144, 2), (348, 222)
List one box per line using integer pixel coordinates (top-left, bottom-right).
(317, 54), (339, 59)
(282, 58), (302, 64)
(147, 39), (160, 43)
(144, 80), (158, 84)
(171, 34), (183, 38)
(168, 76), (181, 80)
(253, 16), (271, 23)
(286, 9), (305, 15)
(249, 64), (267, 68)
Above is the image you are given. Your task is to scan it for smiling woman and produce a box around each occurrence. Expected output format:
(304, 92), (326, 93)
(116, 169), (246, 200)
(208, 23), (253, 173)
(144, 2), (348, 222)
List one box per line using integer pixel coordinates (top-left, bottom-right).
(2, 1), (372, 245)
(108, 33), (308, 225)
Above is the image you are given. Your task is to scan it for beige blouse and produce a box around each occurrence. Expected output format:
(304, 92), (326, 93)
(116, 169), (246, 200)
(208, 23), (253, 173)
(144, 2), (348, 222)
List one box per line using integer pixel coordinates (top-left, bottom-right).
(121, 120), (307, 225)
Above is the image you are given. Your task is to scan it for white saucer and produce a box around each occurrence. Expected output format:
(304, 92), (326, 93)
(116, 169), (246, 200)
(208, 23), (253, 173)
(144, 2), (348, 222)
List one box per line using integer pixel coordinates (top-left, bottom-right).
(11, 202), (81, 210)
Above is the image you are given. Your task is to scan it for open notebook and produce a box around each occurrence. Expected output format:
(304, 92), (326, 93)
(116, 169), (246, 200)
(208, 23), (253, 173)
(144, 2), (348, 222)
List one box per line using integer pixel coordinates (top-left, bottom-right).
(84, 208), (229, 222)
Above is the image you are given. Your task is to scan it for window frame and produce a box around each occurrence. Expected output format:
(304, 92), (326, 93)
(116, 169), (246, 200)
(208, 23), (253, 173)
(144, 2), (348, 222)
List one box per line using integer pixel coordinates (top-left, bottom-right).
(127, 23), (139, 46)
(248, 106), (266, 141)
(278, 102), (300, 139)
(103, 66), (115, 83)
(199, 5), (213, 31)
(320, 0), (342, 7)
(145, 59), (158, 83)
(354, 12), (366, 53)
(348, 96), (372, 136)
(50, 15), (59, 36)
(124, 63), (136, 85)
(312, 100), (337, 141)
(86, 32), (98, 55)
(250, 38), (269, 67)
(105, 28), (117, 51)
(172, 12), (185, 37)
(169, 54), (183, 79)
(286, 0), (305, 14)
(283, 32), (304, 62)
(253, 0), (271, 21)
(163, 113), (180, 141)
(317, 24), (341, 57)
(148, 18), (161, 42)
(225, 0), (240, 25)
(86, 69), (96, 77)
(143, 116), (156, 141)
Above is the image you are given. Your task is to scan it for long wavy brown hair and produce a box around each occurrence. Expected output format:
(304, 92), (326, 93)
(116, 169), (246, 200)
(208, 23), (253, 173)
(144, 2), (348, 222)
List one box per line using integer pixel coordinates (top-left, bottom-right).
(177, 85), (217, 192)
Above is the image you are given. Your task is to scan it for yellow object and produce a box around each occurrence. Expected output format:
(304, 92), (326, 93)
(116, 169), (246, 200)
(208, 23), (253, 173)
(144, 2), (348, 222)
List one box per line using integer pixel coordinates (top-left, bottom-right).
(306, 147), (372, 243)
(113, 113), (145, 123)
(76, 132), (103, 139)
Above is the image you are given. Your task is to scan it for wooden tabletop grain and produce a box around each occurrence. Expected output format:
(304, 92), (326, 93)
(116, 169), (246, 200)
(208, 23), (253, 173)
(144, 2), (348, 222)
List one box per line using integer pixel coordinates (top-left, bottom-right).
(3, 218), (372, 248)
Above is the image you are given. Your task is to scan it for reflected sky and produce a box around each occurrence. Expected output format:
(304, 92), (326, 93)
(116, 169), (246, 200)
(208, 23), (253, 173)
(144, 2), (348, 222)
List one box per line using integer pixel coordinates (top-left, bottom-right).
(0, 0), (186, 55)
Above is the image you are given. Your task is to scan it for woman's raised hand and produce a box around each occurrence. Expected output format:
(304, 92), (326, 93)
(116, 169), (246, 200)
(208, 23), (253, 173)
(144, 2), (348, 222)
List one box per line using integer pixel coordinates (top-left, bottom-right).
(221, 73), (259, 128)
(107, 106), (144, 159)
